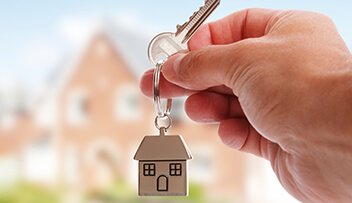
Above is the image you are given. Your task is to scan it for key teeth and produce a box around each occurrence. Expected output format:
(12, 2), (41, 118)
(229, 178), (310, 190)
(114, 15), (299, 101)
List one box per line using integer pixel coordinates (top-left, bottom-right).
(176, 0), (218, 35)
(189, 11), (196, 20)
(177, 5), (205, 33)
(189, 6), (205, 20)
(198, 6), (205, 12)
(176, 22), (187, 32)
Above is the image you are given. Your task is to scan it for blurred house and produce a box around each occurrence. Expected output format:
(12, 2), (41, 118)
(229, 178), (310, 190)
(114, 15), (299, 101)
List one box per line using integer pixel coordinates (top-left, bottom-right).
(0, 25), (249, 202)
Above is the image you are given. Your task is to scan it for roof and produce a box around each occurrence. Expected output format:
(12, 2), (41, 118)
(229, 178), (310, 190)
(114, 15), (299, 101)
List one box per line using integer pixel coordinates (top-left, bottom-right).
(134, 135), (192, 161)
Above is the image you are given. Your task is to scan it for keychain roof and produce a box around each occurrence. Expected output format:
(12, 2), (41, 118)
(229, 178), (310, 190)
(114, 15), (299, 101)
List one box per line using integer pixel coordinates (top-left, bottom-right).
(134, 133), (192, 161)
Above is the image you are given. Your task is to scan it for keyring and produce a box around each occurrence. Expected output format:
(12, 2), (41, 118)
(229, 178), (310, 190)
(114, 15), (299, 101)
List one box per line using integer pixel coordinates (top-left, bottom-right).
(153, 60), (172, 118)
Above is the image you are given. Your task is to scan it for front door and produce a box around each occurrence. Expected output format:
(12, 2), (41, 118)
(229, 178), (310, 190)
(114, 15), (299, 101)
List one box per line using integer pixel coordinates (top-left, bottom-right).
(157, 175), (168, 192)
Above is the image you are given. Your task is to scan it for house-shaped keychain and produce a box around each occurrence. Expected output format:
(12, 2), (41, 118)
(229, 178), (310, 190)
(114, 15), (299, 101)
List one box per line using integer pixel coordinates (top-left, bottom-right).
(134, 129), (192, 196)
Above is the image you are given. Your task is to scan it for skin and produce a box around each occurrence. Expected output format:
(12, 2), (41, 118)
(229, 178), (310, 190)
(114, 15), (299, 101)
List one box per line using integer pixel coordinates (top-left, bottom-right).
(140, 8), (352, 202)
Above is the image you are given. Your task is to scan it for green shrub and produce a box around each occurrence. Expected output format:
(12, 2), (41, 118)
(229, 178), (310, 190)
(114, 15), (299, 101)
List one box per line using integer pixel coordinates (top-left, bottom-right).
(0, 182), (59, 203)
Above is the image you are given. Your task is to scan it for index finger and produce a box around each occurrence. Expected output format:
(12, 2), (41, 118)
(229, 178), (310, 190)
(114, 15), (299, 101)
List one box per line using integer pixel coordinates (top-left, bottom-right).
(188, 8), (279, 50)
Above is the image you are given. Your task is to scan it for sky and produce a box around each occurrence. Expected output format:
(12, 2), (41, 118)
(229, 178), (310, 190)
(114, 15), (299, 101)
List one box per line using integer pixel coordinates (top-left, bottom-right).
(0, 0), (352, 99)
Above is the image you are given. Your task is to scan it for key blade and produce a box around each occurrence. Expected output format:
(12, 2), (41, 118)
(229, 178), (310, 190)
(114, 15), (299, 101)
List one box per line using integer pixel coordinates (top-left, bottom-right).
(176, 0), (220, 44)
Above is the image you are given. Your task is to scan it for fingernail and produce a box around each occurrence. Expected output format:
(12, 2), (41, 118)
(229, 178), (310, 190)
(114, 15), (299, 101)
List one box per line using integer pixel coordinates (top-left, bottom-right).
(163, 54), (186, 80)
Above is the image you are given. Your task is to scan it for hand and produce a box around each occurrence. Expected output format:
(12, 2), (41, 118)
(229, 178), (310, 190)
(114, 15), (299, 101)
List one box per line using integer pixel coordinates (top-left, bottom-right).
(140, 8), (352, 202)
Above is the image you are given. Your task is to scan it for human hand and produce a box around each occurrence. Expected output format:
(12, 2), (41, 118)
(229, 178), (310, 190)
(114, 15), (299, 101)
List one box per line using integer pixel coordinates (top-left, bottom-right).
(140, 8), (352, 202)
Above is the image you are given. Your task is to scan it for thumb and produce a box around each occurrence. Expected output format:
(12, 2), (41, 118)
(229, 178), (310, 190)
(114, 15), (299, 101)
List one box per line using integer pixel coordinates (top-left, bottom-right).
(162, 43), (255, 93)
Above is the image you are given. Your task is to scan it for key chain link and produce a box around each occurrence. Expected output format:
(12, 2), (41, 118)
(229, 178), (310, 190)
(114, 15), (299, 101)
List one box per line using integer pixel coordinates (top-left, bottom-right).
(153, 60), (173, 131)
(154, 115), (172, 131)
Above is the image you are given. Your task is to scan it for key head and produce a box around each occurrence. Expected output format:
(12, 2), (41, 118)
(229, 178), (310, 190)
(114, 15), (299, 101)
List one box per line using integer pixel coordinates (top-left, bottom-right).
(148, 32), (188, 66)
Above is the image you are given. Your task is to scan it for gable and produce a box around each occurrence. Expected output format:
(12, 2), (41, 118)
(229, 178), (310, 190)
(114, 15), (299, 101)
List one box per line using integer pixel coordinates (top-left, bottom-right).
(68, 34), (137, 86)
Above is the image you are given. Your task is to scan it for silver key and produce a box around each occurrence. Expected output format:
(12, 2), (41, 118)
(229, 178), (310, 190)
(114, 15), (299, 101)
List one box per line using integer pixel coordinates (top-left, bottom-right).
(148, 0), (221, 66)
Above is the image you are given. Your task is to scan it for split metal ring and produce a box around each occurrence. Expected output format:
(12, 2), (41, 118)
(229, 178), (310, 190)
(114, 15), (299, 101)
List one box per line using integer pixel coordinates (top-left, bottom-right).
(153, 60), (172, 118)
(154, 115), (172, 131)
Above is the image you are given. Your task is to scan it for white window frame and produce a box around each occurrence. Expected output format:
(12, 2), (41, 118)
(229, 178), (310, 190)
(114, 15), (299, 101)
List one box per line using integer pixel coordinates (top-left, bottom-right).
(115, 85), (141, 122)
(66, 88), (88, 126)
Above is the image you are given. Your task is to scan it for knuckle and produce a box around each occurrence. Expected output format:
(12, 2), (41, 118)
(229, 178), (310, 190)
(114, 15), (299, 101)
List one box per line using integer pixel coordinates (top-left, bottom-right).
(226, 39), (269, 94)
(179, 48), (207, 80)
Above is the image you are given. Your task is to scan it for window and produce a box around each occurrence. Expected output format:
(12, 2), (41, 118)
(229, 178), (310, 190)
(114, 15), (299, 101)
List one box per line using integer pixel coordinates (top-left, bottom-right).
(143, 163), (155, 176)
(23, 132), (57, 182)
(169, 163), (182, 176)
(115, 85), (141, 121)
(66, 88), (88, 125)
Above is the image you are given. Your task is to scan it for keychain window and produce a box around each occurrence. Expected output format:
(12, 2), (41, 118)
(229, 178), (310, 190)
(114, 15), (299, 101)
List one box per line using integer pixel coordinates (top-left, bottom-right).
(143, 163), (155, 176)
(170, 163), (182, 176)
